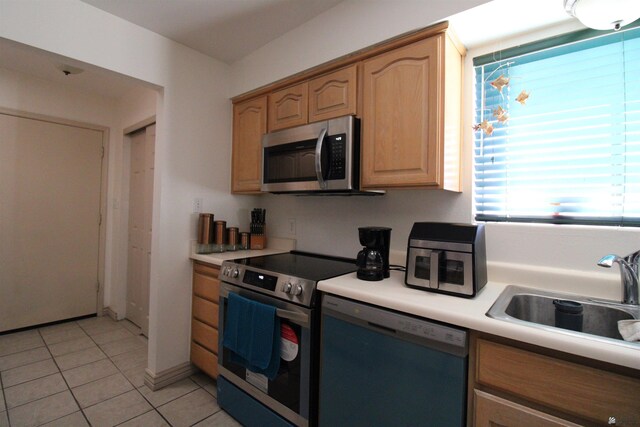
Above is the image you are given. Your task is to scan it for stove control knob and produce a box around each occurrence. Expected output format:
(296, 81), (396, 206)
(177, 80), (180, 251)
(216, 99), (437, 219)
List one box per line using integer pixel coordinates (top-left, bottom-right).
(283, 282), (292, 293)
(291, 283), (303, 296)
(232, 268), (240, 278)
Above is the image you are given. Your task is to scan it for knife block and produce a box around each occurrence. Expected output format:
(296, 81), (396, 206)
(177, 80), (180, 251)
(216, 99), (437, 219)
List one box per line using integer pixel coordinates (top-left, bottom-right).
(250, 232), (266, 250)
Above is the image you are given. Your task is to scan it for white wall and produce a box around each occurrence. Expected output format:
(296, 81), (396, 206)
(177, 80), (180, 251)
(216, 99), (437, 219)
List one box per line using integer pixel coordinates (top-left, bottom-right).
(231, 0), (491, 95)
(230, 2), (640, 298)
(0, 0), (255, 374)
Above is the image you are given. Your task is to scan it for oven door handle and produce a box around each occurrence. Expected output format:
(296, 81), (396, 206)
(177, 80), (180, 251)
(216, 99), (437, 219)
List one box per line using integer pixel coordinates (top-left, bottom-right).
(275, 308), (308, 324)
(220, 285), (310, 326)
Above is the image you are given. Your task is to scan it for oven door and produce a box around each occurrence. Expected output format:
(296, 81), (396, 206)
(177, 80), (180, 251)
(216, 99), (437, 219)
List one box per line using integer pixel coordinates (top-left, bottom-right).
(218, 282), (315, 427)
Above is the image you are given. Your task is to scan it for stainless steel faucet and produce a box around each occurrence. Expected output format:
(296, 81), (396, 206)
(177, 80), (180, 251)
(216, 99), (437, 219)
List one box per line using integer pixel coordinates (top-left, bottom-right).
(597, 250), (640, 305)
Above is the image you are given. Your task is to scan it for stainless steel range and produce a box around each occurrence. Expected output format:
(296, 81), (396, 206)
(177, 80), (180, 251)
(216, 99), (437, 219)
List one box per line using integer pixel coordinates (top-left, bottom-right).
(217, 251), (357, 427)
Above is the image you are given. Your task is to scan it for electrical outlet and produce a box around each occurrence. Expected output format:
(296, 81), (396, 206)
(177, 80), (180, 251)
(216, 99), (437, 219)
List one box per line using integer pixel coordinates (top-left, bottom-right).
(287, 218), (296, 236)
(193, 198), (203, 213)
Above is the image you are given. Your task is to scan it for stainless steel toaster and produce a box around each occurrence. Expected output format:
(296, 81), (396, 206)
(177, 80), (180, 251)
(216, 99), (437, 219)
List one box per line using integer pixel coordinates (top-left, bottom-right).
(405, 222), (487, 298)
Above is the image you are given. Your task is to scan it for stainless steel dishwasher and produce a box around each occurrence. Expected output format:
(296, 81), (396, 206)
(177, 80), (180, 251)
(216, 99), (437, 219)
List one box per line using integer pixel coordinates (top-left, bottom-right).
(319, 294), (468, 427)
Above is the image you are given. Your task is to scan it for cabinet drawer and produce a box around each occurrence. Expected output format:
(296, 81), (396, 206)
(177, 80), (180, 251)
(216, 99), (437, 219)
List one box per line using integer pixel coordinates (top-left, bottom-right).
(191, 341), (218, 379)
(192, 319), (218, 354)
(193, 271), (220, 303)
(474, 390), (579, 427)
(194, 261), (220, 277)
(192, 296), (219, 328)
(476, 339), (640, 425)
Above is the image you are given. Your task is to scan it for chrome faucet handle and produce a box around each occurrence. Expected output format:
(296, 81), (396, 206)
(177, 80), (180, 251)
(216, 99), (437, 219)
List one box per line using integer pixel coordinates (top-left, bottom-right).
(597, 251), (640, 305)
(624, 249), (640, 270)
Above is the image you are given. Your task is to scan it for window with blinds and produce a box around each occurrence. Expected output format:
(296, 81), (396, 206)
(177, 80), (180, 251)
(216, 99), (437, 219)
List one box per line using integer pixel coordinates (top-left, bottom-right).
(473, 25), (640, 226)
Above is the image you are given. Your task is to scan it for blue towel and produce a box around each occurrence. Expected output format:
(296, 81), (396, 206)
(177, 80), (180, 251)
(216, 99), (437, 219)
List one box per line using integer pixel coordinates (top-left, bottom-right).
(223, 293), (281, 380)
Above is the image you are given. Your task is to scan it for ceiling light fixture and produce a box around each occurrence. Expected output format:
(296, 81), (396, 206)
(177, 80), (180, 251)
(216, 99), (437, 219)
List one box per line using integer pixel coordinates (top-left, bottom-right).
(564, 0), (640, 31)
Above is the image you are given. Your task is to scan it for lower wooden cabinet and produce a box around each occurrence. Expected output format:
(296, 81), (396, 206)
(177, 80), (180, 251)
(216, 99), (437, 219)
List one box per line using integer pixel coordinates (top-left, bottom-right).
(471, 334), (640, 426)
(474, 390), (580, 427)
(190, 261), (220, 379)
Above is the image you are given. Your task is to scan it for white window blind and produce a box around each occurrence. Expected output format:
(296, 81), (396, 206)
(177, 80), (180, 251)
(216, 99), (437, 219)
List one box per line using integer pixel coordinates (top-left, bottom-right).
(474, 26), (640, 226)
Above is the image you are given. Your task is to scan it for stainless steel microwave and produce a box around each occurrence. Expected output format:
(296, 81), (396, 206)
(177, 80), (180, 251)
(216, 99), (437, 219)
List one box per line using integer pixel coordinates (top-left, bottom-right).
(261, 115), (368, 194)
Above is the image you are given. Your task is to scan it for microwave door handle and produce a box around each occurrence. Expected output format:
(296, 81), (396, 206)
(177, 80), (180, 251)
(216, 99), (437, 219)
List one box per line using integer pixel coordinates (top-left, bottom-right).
(314, 127), (328, 190)
(430, 250), (441, 289)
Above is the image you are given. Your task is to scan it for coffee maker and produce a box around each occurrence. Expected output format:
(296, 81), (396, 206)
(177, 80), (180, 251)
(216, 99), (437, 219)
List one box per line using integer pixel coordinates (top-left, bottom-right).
(356, 227), (392, 281)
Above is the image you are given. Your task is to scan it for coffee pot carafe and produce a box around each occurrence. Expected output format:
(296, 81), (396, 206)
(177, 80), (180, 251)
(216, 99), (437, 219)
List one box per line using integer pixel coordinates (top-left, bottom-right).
(356, 226), (391, 281)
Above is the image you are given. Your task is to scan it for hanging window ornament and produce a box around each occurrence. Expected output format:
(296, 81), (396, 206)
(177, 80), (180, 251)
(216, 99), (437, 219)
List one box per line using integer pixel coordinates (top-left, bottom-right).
(490, 74), (510, 92)
(493, 106), (509, 123)
(516, 90), (530, 105)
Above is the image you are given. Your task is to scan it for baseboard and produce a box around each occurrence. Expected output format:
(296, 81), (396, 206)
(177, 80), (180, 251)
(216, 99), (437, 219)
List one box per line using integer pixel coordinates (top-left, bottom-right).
(102, 307), (118, 320)
(144, 362), (196, 391)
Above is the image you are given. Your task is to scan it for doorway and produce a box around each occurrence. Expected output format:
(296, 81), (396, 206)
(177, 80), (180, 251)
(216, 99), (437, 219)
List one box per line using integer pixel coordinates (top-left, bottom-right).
(125, 122), (155, 336)
(0, 111), (105, 332)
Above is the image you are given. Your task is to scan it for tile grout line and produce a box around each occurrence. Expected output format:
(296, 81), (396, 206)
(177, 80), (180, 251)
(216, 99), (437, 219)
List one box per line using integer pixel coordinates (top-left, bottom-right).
(106, 322), (180, 427)
(3, 318), (226, 427)
(0, 369), (9, 427)
(78, 318), (150, 426)
(37, 320), (93, 427)
(79, 318), (175, 427)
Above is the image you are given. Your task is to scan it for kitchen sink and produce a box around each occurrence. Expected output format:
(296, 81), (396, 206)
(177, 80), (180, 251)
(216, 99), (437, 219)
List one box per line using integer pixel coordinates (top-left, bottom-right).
(487, 285), (640, 347)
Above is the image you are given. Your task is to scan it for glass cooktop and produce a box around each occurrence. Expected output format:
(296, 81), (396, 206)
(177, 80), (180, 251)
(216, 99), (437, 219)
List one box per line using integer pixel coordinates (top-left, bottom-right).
(231, 251), (357, 282)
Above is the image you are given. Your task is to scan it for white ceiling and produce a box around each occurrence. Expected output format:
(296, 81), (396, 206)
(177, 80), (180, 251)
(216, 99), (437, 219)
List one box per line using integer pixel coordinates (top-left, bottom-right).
(80, 0), (344, 64)
(0, 0), (577, 100)
(0, 38), (151, 99)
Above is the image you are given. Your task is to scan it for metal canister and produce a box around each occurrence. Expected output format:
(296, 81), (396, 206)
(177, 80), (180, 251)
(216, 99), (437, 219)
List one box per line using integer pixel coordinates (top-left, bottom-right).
(198, 214), (215, 243)
(227, 227), (239, 251)
(240, 232), (250, 250)
(196, 213), (214, 253)
(212, 220), (227, 252)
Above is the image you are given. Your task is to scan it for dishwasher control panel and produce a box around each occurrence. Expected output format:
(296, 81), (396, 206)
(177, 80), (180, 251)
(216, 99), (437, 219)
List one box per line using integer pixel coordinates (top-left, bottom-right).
(322, 294), (467, 357)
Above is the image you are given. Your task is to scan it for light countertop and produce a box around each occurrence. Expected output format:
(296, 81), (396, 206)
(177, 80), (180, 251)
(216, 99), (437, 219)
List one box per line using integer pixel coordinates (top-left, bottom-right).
(190, 237), (295, 266)
(318, 270), (640, 370)
(191, 248), (290, 266)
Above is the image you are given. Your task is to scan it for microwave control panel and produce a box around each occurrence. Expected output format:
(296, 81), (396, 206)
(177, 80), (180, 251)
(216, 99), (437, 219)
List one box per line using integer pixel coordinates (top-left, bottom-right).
(327, 134), (346, 180)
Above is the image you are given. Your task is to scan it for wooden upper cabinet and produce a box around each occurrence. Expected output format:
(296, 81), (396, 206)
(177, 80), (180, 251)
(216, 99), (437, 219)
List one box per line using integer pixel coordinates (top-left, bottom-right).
(361, 33), (463, 191)
(268, 82), (309, 131)
(308, 65), (357, 123)
(232, 96), (267, 193)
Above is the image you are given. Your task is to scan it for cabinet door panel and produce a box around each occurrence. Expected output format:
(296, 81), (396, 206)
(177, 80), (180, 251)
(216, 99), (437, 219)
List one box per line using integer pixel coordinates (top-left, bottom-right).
(232, 97), (267, 193)
(308, 65), (357, 122)
(268, 82), (308, 131)
(362, 36), (441, 188)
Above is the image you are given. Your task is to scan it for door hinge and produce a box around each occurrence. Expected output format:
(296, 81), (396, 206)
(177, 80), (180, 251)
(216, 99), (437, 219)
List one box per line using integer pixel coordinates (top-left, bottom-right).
(96, 280), (100, 293)
(98, 213), (102, 226)
(101, 146), (105, 159)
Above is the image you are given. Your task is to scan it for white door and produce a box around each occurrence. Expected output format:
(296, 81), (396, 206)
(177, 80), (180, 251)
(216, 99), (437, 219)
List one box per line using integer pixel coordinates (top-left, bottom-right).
(126, 124), (154, 336)
(0, 113), (103, 332)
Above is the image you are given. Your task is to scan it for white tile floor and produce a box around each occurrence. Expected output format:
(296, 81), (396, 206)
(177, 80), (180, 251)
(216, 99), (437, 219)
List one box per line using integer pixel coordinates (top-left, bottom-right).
(0, 317), (241, 427)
